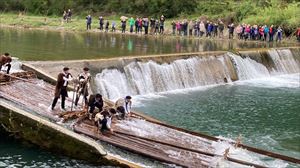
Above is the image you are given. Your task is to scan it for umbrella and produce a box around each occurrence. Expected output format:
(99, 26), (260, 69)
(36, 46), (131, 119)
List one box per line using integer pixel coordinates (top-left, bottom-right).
(120, 16), (128, 21)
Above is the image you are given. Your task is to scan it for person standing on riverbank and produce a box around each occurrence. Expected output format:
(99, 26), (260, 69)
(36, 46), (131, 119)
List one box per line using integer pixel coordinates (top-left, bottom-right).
(112, 21), (116, 32)
(67, 9), (72, 23)
(143, 18), (149, 35)
(159, 15), (165, 34)
(276, 26), (283, 42)
(86, 15), (92, 30)
(62, 11), (67, 22)
(218, 21), (224, 38)
(105, 20), (109, 32)
(0, 53), (12, 74)
(297, 28), (300, 42)
(121, 19), (127, 33)
(228, 23), (235, 39)
(129, 17), (135, 33)
(99, 16), (104, 31)
(51, 67), (73, 111)
(150, 18), (155, 35)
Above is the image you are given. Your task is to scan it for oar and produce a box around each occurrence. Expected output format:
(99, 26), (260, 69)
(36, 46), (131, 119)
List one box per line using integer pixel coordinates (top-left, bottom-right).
(114, 131), (267, 168)
(81, 83), (88, 108)
(70, 84), (77, 112)
(1, 73), (36, 84)
(131, 112), (300, 164)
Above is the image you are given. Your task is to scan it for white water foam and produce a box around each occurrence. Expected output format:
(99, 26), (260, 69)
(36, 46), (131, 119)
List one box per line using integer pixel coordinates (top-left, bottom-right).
(235, 73), (300, 88)
(228, 52), (271, 80)
(95, 55), (233, 100)
(268, 49), (300, 75)
(210, 137), (289, 168)
(0, 57), (23, 73)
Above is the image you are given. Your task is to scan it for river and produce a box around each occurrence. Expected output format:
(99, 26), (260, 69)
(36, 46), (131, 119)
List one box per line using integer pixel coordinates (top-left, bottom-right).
(0, 28), (299, 168)
(0, 28), (296, 61)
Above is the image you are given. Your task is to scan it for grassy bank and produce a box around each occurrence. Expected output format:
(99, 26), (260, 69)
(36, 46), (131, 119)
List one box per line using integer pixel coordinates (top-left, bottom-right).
(0, 13), (179, 35)
(0, 11), (299, 43)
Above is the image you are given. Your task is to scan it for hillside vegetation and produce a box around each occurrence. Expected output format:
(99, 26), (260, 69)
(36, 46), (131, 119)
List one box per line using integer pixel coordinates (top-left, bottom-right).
(0, 0), (299, 32)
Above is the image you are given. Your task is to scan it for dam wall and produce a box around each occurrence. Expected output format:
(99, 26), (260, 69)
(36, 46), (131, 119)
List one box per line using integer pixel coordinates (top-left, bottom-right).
(25, 47), (300, 99)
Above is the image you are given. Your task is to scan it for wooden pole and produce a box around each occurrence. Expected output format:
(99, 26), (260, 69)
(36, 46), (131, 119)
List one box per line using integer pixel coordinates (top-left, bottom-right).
(70, 84), (77, 112)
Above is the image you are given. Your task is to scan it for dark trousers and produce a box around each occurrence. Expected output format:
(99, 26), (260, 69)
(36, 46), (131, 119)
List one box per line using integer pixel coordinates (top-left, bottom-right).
(52, 87), (67, 110)
(0, 64), (11, 74)
(159, 26), (164, 34)
(229, 32), (234, 39)
(144, 26), (148, 35)
(87, 23), (91, 30)
(130, 25), (133, 33)
(122, 26), (126, 33)
(89, 103), (103, 114)
(75, 93), (88, 106)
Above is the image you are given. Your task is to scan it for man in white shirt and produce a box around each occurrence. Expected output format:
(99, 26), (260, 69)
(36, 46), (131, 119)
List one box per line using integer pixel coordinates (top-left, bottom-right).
(51, 67), (73, 111)
(115, 96), (132, 116)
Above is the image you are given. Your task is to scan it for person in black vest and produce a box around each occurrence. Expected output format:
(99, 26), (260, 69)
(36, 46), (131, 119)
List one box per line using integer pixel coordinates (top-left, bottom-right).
(88, 94), (103, 119)
(51, 67), (73, 111)
(74, 67), (91, 107)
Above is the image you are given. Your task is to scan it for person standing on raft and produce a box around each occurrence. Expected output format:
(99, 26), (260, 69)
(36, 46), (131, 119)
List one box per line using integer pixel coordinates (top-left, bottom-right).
(0, 53), (12, 74)
(74, 67), (91, 108)
(50, 67), (73, 111)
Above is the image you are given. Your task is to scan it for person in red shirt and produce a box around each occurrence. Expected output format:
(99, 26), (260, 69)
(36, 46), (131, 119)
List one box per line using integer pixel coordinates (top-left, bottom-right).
(297, 28), (300, 42)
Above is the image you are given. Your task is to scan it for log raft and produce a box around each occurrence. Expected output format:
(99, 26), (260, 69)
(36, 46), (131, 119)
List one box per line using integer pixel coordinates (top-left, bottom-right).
(1, 71), (299, 167)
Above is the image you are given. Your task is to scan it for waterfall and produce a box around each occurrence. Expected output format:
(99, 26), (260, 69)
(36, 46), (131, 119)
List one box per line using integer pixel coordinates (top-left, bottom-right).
(229, 49), (300, 80)
(268, 49), (300, 74)
(228, 52), (271, 80)
(95, 56), (234, 99)
(94, 48), (300, 99)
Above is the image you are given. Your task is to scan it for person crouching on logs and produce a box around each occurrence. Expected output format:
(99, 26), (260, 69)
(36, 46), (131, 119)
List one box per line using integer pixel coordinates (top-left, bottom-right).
(115, 96), (132, 117)
(94, 109), (113, 134)
(88, 94), (103, 120)
(50, 67), (73, 111)
(0, 53), (12, 74)
(74, 67), (91, 108)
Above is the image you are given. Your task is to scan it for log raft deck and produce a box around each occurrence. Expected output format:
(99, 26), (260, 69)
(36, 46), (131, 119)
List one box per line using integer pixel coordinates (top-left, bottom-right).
(0, 64), (299, 167)
(0, 71), (139, 168)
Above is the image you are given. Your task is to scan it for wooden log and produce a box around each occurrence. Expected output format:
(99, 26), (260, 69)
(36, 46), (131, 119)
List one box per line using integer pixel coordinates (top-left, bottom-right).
(131, 112), (300, 164)
(115, 131), (267, 168)
(73, 124), (193, 168)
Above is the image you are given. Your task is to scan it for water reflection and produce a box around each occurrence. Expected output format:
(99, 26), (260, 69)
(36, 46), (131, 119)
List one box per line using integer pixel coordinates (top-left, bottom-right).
(0, 28), (296, 61)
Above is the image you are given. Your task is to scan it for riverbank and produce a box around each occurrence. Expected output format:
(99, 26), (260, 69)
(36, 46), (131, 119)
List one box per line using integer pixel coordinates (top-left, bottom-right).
(1, 13), (299, 44)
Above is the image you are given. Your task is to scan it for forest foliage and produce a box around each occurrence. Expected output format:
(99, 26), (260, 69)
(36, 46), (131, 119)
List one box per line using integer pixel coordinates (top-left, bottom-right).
(0, 0), (299, 30)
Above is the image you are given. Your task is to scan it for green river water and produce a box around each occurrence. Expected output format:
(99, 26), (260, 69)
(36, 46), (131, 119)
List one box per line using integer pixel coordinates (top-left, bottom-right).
(0, 28), (294, 61)
(0, 28), (299, 168)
